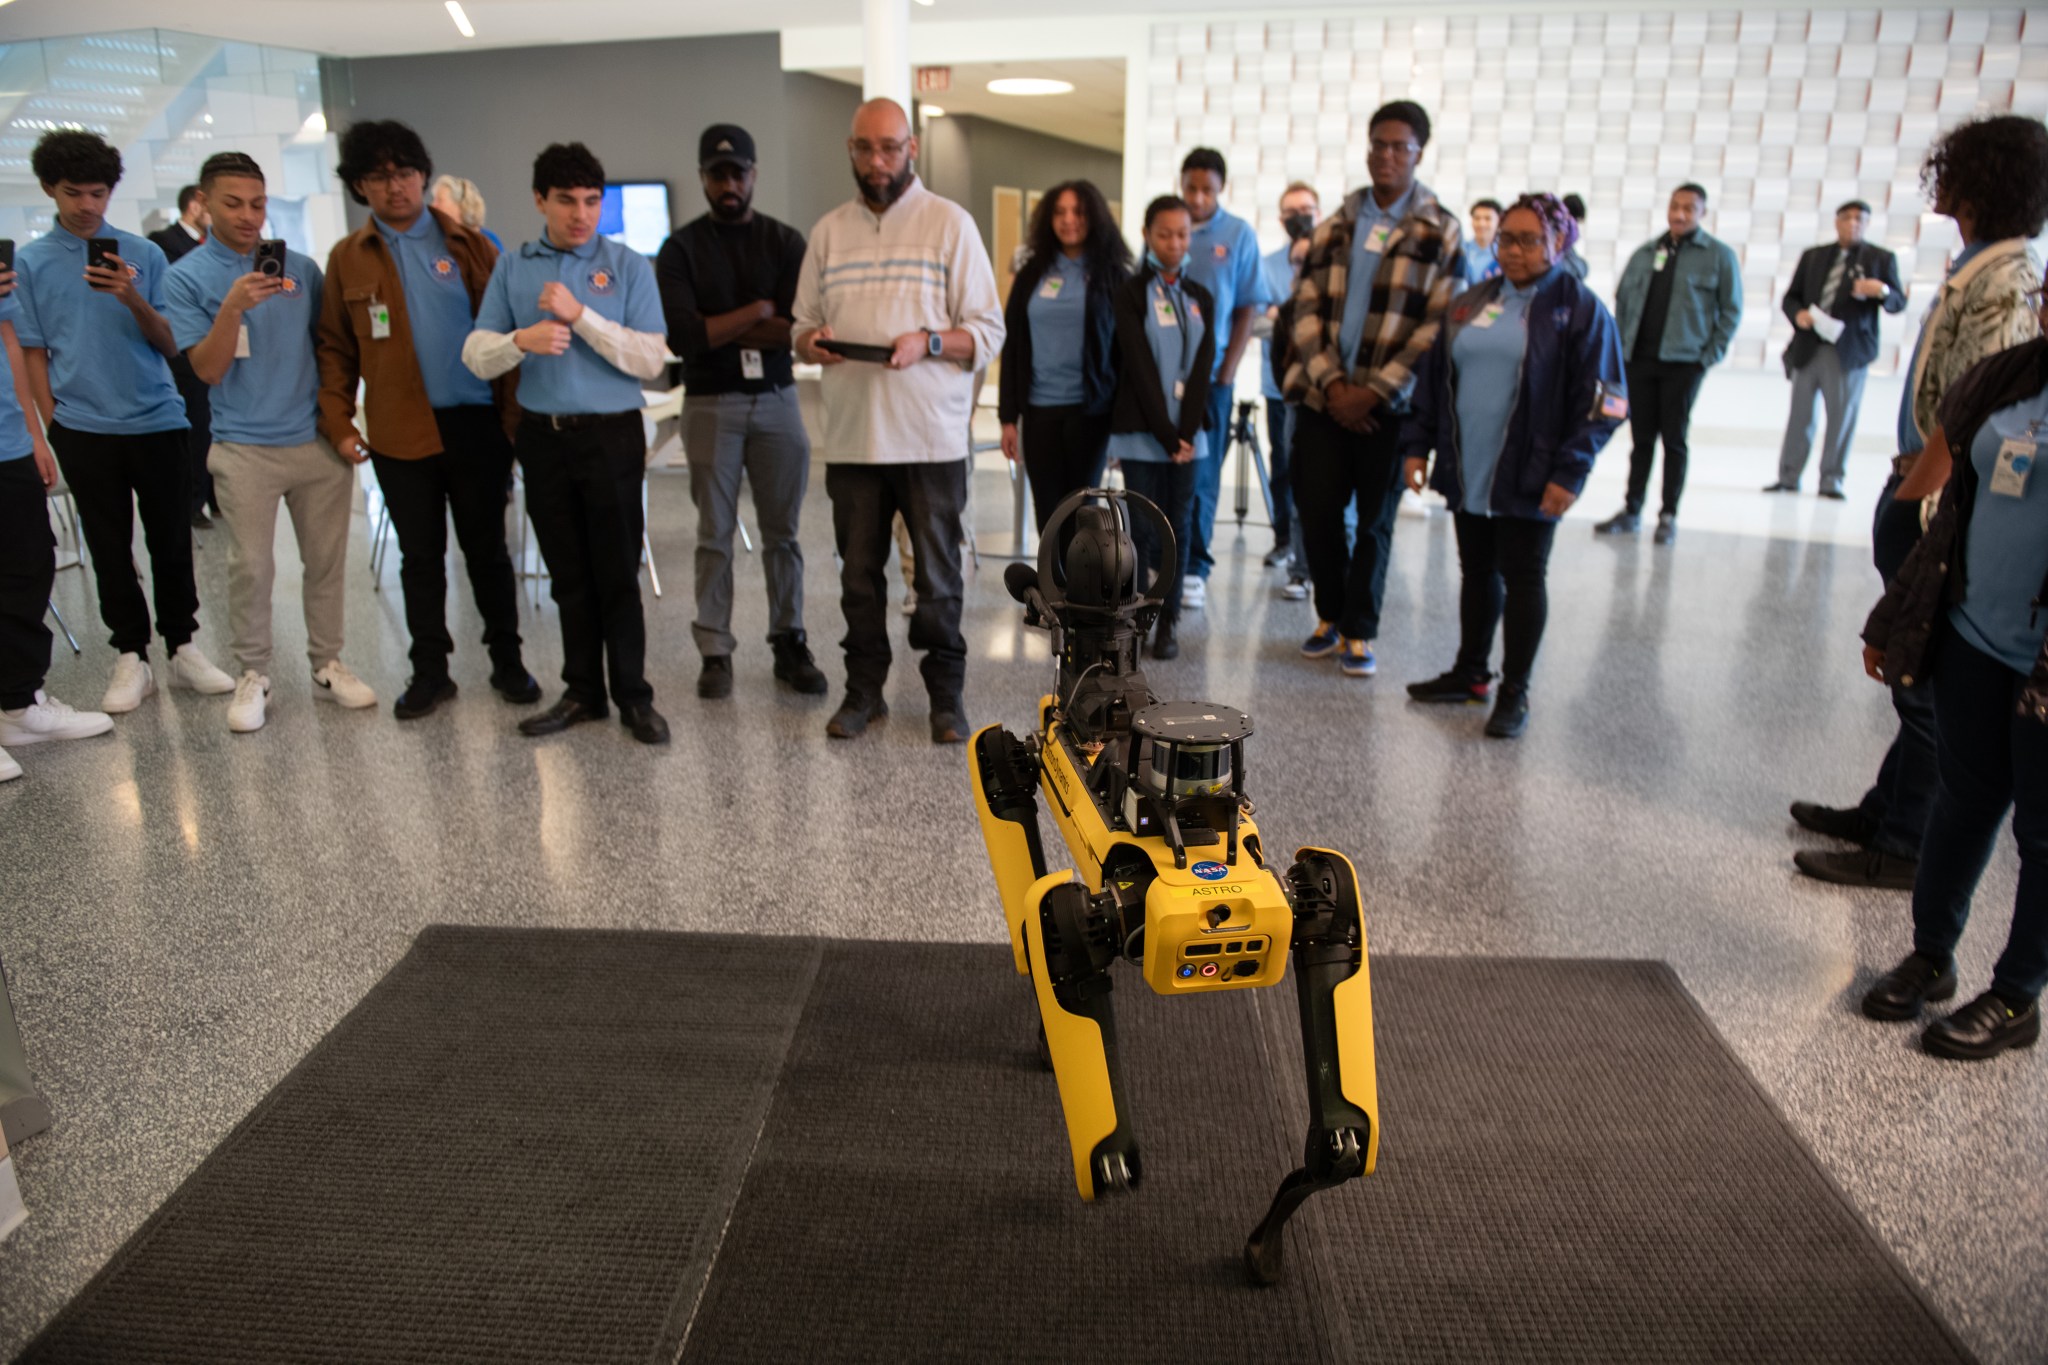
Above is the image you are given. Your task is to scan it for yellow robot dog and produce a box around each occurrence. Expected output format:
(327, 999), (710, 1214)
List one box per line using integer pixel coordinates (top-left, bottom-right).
(969, 487), (1379, 1285)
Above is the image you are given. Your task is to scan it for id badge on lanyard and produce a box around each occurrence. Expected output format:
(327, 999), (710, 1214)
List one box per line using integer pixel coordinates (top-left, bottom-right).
(1990, 425), (2039, 499)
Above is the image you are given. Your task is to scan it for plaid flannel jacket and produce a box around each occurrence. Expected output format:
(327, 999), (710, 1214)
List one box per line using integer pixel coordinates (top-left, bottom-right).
(1281, 181), (1463, 413)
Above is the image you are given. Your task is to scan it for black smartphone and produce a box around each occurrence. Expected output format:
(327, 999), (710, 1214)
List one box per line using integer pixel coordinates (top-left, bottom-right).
(0, 239), (13, 274)
(87, 237), (120, 271)
(253, 239), (287, 279)
(815, 338), (894, 364)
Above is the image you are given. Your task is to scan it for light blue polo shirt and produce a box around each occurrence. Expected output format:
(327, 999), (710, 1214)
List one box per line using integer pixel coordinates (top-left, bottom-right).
(1952, 387), (2048, 675)
(0, 293), (33, 463)
(1104, 273), (1208, 465)
(1026, 253), (1088, 408)
(163, 238), (323, 446)
(1339, 184), (1415, 373)
(473, 232), (664, 415)
(1450, 274), (1542, 515)
(1259, 244), (1296, 402)
(1183, 207), (1266, 379)
(13, 225), (186, 435)
(376, 212), (492, 409)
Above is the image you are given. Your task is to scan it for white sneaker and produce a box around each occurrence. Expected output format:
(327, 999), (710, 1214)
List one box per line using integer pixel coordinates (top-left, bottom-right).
(0, 691), (115, 746)
(168, 642), (236, 694)
(227, 671), (270, 733)
(0, 745), (19, 782)
(1281, 578), (1309, 601)
(1180, 575), (1206, 611)
(312, 660), (377, 709)
(101, 652), (155, 713)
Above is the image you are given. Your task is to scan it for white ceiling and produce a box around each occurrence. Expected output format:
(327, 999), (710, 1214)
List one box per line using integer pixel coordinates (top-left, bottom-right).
(822, 58), (1125, 153)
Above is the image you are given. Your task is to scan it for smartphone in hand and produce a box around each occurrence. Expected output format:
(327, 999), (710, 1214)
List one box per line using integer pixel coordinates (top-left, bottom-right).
(87, 238), (120, 271)
(0, 239), (14, 274)
(253, 239), (286, 279)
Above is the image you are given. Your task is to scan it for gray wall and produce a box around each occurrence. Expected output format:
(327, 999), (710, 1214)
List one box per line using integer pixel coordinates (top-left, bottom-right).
(919, 115), (1124, 262)
(320, 34), (861, 246)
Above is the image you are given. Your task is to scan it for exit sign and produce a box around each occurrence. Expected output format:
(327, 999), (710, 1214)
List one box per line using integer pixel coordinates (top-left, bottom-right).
(915, 66), (951, 93)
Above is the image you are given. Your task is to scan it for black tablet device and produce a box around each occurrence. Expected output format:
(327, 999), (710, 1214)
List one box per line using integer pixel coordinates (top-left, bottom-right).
(815, 338), (895, 364)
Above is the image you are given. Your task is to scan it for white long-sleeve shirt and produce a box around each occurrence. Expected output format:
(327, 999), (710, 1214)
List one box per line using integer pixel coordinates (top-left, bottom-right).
(792, 178), (1004, 464)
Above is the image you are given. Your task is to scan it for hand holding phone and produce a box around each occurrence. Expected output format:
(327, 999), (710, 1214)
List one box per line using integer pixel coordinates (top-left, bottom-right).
(0, 238), (14, 298)
(85, 238), (131, 297)
(253, 239), (287, 279)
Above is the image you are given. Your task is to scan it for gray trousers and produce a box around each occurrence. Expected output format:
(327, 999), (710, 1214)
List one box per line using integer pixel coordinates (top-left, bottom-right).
(208, 438), (354, 676)
(1777, 345), (1868, 493)
(682, 386), (810, 657)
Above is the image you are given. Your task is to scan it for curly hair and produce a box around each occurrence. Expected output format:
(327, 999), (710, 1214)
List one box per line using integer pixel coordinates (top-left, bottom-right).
(335, 120), (431, 206)
(1505, 192), (1581, 256)
(532, 142), (605, 196)
(1015, 180), (1131, 298)
(1922, 114), (2048, 242)
(30, 130), (122, 189)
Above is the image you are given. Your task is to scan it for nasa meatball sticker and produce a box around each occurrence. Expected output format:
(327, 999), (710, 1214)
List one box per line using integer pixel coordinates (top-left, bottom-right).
(1212, 242), (1229, 260)
(430, 256), (459, 282)
(1192, 861), (1229, 881)
(279, 274), (303, 298)
(587, 267), (616, 295)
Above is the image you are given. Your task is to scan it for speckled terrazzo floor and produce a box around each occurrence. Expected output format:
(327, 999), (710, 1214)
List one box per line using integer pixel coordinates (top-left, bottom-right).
(1, 448), (2042, 1364)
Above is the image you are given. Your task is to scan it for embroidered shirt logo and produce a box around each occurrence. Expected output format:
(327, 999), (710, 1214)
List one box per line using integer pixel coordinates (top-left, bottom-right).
(588, 268), (615, 294)
(1212, 243), (1229, 260)
(279, 274), (302, 296)
(430, 256), (458, 281)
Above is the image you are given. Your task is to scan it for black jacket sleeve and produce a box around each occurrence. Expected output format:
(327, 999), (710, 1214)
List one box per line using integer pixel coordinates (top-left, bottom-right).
(1179, 279), (1217, 447)
(1113, 274), (1182, 455)
(1781, 246), (1820, 326)
(1874, 247), (1908, 315)
(655, 232), (710, 361)
(998, 264), (1038, 426)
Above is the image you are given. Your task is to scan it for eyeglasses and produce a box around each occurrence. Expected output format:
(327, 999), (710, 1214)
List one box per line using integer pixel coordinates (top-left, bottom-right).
(1367, 139), (1418, 157)
(359, 168), (422, 187)
(1496, 232), (1550, 252)
(849, 139), (911, 161)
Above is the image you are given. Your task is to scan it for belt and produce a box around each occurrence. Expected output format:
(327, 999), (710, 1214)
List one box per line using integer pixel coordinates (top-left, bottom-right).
(1892, 452), (1919, 478)
(521, 410), (638, 432)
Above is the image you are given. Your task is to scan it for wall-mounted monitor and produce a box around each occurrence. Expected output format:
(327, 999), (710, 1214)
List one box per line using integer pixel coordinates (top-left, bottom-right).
(600, 182), (672, 255)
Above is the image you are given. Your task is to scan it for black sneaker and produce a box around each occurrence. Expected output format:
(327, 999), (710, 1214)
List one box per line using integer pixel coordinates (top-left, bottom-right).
(930, 701), (970, 745)
(1594, 509), (1640, 535)
(698, 655), (733, 699)
(769, 631), (828, 695)
(827, 693), (887, 739)
(1151, 617), (1179, 660)
(1789, 800), (1876, 845)
(1653, 514), (1677, 545)
(393, 675), (457, 720)
(1484, 684), (1529, 739)
(489, 666), (542, 705)
(1861, 952), (1958, 1021)
(1407, 669), (1491, 705)
(1262, 540), (1292, 567)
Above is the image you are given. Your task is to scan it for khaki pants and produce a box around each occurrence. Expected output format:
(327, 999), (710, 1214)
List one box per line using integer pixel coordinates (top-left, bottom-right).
(208, 438), (354, 676)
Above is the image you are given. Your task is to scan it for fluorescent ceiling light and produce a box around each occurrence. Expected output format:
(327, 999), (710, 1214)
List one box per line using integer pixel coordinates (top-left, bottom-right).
(913, 0), (934, 6)
(922, 105), (946, 117)
(445, 1), (476, 38)
(987, 78), (1073, 97)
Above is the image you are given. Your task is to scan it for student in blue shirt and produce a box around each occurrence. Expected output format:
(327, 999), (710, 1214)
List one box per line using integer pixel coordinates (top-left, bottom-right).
(1258, 182), (1320, 587)
(1106, 196), (1215, 661)
(14, 130), (235, 715)
(1460, 199), (1505, 289)
(0, 257), (114, 781)
(464, 142), (672, 745)
(163, 152), (379, 735)
(1176, 148), (1268, 609)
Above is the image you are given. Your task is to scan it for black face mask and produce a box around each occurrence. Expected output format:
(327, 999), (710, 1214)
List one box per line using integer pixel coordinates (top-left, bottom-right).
(1282, 212), (1315, 242)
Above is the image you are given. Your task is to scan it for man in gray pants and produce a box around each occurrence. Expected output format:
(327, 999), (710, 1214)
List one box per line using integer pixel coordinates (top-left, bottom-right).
(1766, 200), (1907, 500)
(655, 124), (825, 699)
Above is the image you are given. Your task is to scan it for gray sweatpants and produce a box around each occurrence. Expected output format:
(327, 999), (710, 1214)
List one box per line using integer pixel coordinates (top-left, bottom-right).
(208, 437), (354, 676)
(1777, 345), (1869, 494)
(683, 387), (811, 657)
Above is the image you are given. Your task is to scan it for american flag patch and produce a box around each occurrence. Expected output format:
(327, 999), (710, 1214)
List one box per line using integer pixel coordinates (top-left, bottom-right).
(1599, 392), (1629, 420)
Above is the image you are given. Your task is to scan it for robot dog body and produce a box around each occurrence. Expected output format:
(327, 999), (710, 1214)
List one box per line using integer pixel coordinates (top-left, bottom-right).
(969, 489), (1379, 1284)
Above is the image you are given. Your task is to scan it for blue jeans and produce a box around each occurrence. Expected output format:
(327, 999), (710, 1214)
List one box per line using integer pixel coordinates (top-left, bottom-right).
(1118, 458), (1196, 627)
(1186, 382), (1237, 580)
(1912, 622), (2048, 1003)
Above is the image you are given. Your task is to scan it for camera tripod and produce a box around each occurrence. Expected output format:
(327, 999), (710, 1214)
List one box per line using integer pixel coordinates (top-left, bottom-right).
(1225, 399), (1276, 532)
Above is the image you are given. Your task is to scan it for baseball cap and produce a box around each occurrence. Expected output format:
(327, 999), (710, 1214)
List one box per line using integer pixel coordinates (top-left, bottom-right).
(699, 125), (756, 170)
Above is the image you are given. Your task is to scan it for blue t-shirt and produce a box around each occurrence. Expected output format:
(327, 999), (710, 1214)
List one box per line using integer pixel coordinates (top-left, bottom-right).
(1339, 185), (1415, 373)
(0, 293), (32, 463)
(13, 225), (186, 435)
(1182, 208), (1266, 380)
(376, 213), (493, 409)
(1106, 273), (1208, 465)
(473, 233), (665, 415)
(1451, 276), (1541, 515)
(162, 239), (324, 446)
(1259, 245), (1296, 402)
(1897, 240), (1989, 458)
(1951, 387), (2048, 675)
(1026, 253), (1088, 408)
(1460, 241), (1502, 289)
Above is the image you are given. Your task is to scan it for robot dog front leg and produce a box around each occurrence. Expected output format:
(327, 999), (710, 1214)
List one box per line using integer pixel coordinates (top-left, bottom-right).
(1022, 871), (1142, 1200)
(1245, 848), (1380, 1285)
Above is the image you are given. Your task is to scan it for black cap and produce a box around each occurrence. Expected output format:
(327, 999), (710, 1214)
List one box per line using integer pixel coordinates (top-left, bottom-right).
(698, 124), (756, 170)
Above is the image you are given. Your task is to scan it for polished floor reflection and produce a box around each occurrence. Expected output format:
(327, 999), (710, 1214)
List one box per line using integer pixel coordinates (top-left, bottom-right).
(1, 450), (2042, 1362)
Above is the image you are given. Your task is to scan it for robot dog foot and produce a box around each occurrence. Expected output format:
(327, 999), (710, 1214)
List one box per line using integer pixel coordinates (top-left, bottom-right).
(1243, 1127), (1366, 1286)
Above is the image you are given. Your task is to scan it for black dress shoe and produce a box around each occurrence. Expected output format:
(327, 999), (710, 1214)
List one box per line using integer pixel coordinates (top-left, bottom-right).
(489, 666), (542, 705)
(620, 701), (670, 745)
(1653, 514), (1678, 545)
(1923, 991), (2041, 1060)
(827, 693), (887, 739)
(1861, 952), (1959, 1021)
(930, 702), (970, 745)
(393, 675), (457, 720)
(1407, 668), (1492, 704)
(1794, 847), (1917, 889)
(770, 631), (829, 695)
(1818, 487), (1848, 502)
(1594, 509), (1640, 535)
(1151, 618), (1179, 660)
(1484, 684), (1529, 739)
(698, 655), (733, 699)
(1790, 800), (1876, 845)
(518, 695), (608, 737)
(1761, 481), (1798, 493)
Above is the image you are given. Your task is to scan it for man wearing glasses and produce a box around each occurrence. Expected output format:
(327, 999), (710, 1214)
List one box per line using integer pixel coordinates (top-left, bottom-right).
(793, 98), (1003, 745)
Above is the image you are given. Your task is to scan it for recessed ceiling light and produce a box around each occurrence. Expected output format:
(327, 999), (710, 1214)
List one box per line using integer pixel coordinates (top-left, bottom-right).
(445, 1), (476, 38)
(922, 105), (946, 118)
(987, 78), (1073, 97)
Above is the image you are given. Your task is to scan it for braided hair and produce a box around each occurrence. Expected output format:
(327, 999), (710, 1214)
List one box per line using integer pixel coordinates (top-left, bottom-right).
(1506, 192), (1580, 256)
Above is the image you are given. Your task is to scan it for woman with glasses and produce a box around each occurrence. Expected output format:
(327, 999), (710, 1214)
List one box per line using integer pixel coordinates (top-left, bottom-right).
(1398, 193), (1626, 738)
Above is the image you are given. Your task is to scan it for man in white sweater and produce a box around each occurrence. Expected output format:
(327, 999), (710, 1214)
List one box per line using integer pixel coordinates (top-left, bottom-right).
(794, 98), (1004, 744)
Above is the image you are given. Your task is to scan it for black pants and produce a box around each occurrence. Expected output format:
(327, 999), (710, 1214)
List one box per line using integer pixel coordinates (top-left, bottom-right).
(1858, 472), (1941, 858)
(168, 354), (214, 515)
(371, 406), (523, 681)
(1292, 405), (1405, 640)
(825, 459), (969, 704)
(48, 421), (197, 656)
(1265, 396), (1295, 545)
(1118, 458), (1196, 628)
(1021, 405), (1111, 534)
(0, 456), (56, 709)
(1622, 360), (1706, 517)
(1452, 512), (1558, 687)
(517, 413), (650, 708)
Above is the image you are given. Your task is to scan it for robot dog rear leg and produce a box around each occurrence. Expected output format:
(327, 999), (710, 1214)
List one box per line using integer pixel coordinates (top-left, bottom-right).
(1024, 873), (1141, 1200)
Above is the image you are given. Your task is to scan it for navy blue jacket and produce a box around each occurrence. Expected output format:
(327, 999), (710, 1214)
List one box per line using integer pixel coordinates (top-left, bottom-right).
(998, 252), (1122, 422)
(1399, 268), (1627, 521)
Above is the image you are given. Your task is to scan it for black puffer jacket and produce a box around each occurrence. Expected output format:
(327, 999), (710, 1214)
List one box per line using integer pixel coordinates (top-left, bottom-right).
(1863, 337), (2048, 723)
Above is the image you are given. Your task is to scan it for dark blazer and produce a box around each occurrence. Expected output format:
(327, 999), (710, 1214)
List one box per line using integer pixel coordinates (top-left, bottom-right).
(150, 224), (202, 264)
(1108, 266), (1215, 458)
(998, 252), (1121, 422)
(1780, 239), (1907, 375)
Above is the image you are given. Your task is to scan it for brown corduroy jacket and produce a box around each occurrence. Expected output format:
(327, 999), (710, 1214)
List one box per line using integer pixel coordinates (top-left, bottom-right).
(316, 207), (518, 459)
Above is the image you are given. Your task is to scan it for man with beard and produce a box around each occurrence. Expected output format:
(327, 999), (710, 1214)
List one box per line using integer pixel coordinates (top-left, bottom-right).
(656, 124), (824, 702)
(792, 98), (1003, 744)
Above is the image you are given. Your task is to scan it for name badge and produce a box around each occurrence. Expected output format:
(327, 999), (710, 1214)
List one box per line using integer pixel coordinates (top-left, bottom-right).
(740, 348), (765, 380)
(1154, 297), (1178, 328)
(1174, 380), (1185, 401)
(1039, 275), (1065, 299)
(1471, 303), (1506, 330)
(1653, 248), (1669, 273)
(1990, 437), (2035, 498)
(369, 302), (392, 340)
(1363, 223), (1393, 253)
(235, 323), (252, 360)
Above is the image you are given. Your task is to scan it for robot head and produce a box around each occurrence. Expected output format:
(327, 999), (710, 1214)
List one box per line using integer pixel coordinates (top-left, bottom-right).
(1031, 488), (1176, 622)
(1060, 505), (1139, 612)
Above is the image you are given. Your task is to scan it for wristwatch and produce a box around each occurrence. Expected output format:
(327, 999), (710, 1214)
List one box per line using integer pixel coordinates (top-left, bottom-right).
(924, 328), (944, 359)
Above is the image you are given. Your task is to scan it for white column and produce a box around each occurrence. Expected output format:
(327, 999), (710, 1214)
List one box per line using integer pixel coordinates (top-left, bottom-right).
(862, 0), (911, 110)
